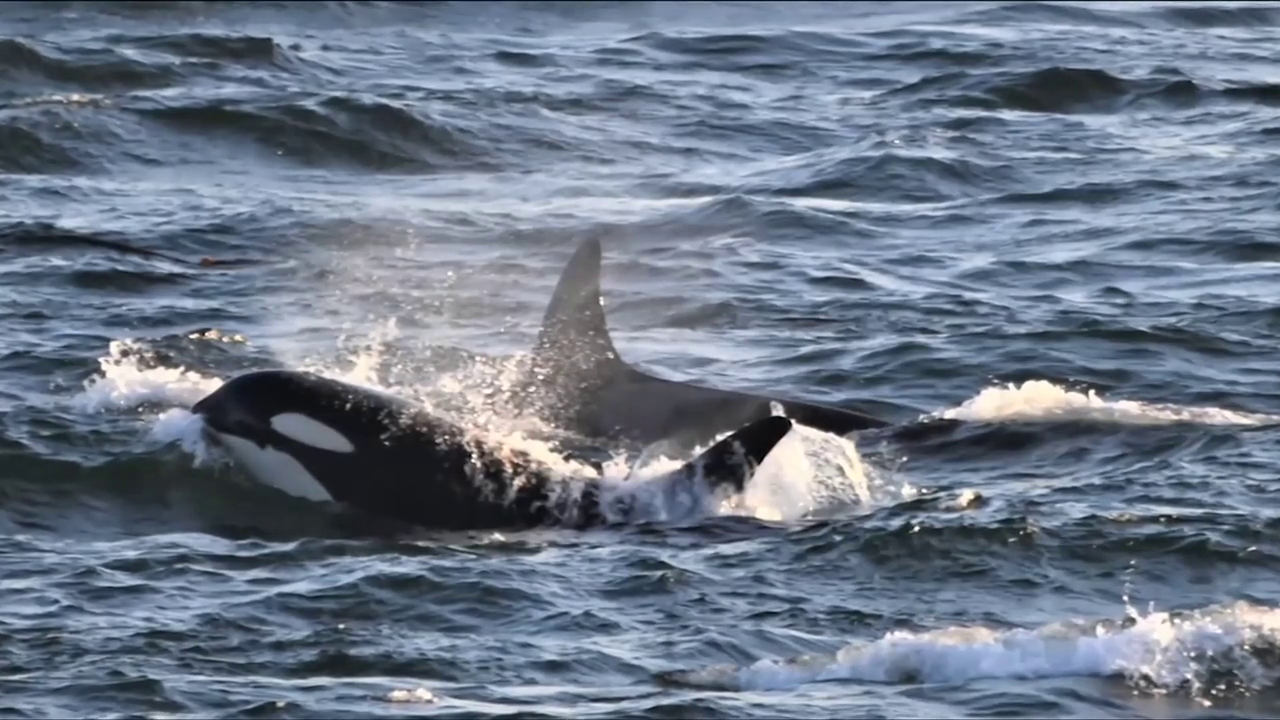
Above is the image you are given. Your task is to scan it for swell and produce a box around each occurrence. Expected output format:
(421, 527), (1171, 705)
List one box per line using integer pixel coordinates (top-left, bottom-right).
(0, 33), (498, 174)
(1, 221), (223, 267)
(0, 220), (269, 338)
(882, 65), (1280, 115)
(107, 31), (301, 69)
(0, 37), (174, 93)
(0, 122), (87, 173)
(131, 94), (494, 173)
(624, 29), (872, 77)
(1143, 3), (1280, 29)
(741, 149), (1024, 203)
(0, 526), (674, 716)
(966, 1), (1272, 30)
(788, 510), (1280, 576)
(959, 2), (1280, 32)
(0, 30), (321, 95)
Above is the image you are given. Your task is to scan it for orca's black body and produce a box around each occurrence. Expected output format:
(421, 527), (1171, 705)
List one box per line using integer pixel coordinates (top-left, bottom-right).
(193, 369), (793, 531)
(511, 237), (890, 451)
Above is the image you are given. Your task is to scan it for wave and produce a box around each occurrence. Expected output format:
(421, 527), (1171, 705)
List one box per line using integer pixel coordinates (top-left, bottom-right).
(740, 148), (1023, 204)
(108, 31), (299, 69)
(625, 29), (869, 77)
(0, 36), (175, 95)
(955, 2), (1280, 33)
(0, 29), (320, 95)
(133, 94), (492, 173)
(882, 65), (1280, 115)
(1145, 4), (1280, 30)
(0, 216), (292, 266)
(935, 378), (1280, 428)
(958, 2), (1150, 30)
(789, 502), (1280, 568)
(0, 123), (85, 174)
(659, 600), (1280, 701)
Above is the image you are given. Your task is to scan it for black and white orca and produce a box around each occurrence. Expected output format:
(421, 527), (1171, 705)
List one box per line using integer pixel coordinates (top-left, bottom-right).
(509, 237), (891, 452)
(191, 369), (794, 531)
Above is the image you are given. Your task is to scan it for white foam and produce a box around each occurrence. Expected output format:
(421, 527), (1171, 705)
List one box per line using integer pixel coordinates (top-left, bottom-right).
(934, 379), (1280, 427)
(387, 688), (438, 704)
(150, 408), (216, 465)
(75, 339), (225, 413)
(588, 413), (885, 526)
(665, 600), (1280, 700)
(720, 420), (878, 522)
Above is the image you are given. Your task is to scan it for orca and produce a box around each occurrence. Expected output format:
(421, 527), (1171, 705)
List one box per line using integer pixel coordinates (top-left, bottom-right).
(191, 369), (794, 531)
(510, 237), (891, 452)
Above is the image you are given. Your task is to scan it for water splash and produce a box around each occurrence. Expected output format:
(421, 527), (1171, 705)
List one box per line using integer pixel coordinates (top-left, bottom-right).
(726, 420), (881, 522)
(300, 317), (403, 390)
(75, 339), (224, 413)
(71, 339), (227, 464)
(149, 407), (216, 465)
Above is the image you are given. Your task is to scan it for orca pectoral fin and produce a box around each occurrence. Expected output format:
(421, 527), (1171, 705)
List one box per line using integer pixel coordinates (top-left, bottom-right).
(680, 415), (794, 494)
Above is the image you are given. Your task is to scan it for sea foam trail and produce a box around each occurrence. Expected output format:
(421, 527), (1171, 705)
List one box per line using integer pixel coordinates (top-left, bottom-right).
(662, 600), (1280, 700)
(933, 379), (1280, 427)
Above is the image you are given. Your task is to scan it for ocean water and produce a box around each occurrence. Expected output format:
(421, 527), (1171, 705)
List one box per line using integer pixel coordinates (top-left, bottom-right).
(3, 1), (1280, 717)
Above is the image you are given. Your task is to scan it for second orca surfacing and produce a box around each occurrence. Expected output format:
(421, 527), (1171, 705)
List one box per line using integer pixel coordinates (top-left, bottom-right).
(508, 238), (891, 451)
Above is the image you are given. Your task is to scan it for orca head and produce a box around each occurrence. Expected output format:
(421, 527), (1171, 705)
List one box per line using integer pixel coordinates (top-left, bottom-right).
(191, 369), (402, 503)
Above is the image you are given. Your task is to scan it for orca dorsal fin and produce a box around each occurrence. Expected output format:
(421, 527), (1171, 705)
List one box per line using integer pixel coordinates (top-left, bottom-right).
(680, 415), (793, 494)
(531, 238), (624, 379)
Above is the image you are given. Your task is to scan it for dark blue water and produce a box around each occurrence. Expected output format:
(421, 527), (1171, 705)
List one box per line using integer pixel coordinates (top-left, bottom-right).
(4, 1), (1280, 717)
